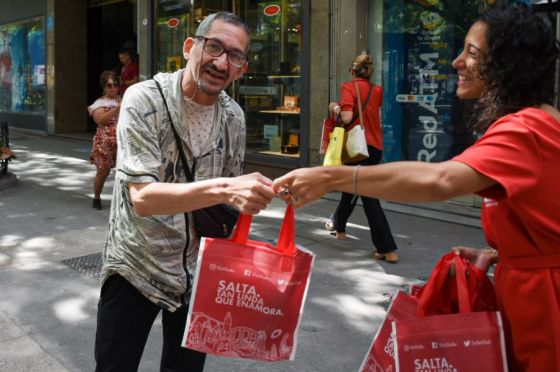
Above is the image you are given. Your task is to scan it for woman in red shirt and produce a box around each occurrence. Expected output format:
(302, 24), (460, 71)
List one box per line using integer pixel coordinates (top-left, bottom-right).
(274, 6), (559, 371)
(325, 53), (399, 263)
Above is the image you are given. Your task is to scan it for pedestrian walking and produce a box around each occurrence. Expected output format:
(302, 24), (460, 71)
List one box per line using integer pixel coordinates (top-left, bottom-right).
(325, 52), (398, 263)
(274, 5), (560, 371)
(94, 12), (275, 372)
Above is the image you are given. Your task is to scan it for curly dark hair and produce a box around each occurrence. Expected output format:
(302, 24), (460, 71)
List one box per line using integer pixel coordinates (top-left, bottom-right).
(473, 5), (559, 132)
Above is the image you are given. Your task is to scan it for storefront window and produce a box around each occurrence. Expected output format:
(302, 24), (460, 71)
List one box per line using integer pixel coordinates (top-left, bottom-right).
(155, 0), (230, 73)
(155, 0), (190, 73)
(239, 1), (303, 159)
(371, 0), (510, 163)
(154, 1), (303, 159)
(0, 16), (45, 114)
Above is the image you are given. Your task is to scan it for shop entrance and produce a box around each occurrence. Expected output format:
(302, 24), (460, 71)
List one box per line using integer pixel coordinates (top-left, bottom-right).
(86, 0), (137, 132)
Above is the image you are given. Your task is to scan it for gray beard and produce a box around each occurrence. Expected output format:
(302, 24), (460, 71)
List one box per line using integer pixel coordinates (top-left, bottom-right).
(197, 77), (222, 97)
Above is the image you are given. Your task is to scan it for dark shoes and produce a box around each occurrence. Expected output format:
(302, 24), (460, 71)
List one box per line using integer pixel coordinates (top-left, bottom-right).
(92, 198), (102, 210)
(372, 250), (399, 263)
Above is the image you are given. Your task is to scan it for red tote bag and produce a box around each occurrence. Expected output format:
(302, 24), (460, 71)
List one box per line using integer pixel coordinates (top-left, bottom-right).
(182, 205), (315, 362)
(319, 112), (338, 154)
(393, 254), (508, 372)
(359, 291), (418, 372)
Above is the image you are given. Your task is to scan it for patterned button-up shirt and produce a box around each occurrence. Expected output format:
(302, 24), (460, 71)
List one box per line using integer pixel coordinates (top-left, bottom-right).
(101, 70), (246, 311)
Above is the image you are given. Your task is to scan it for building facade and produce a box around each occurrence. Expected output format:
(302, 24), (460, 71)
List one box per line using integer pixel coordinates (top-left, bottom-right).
(0, 0), (553, 187)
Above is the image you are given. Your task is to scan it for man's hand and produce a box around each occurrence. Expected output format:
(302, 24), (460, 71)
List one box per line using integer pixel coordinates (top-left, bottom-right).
(224, 173), (275, 214)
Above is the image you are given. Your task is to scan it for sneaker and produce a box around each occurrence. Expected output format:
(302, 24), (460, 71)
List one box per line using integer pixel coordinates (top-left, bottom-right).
(92, 198), (102, 210)
(372, 250), (399, 263)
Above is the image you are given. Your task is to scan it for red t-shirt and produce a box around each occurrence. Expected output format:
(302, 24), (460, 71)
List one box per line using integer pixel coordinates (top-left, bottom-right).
(339, 78), (383, 150)
(119, 61), (139, 96)
(453, 107), (560, 371)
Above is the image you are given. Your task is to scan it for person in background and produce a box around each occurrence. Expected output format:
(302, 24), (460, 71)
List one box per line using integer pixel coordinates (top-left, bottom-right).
(94, 12), (275, 372)
(88, 70), (120, 210)
(325, 52), (399, 263)
(117, 49), (139, 96)
(274, 5), (559, 371)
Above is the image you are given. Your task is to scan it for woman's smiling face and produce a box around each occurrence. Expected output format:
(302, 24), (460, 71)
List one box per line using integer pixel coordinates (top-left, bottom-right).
(452, 20), (488, 100)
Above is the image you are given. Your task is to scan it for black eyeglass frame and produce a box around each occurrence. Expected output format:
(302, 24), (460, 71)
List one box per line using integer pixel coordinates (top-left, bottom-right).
(193, 35), (248, 68)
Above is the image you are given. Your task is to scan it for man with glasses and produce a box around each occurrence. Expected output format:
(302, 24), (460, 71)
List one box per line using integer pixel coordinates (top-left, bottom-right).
(94, 12), (275, 372)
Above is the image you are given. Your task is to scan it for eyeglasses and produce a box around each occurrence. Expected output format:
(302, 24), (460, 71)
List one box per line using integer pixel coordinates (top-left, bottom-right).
(194, 36), (248, 68)
(105, 83), (119, 88)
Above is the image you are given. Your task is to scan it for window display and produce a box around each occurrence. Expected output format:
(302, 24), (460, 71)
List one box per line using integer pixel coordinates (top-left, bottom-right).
(154, 1), (304, 159)
(239, 1), (303, 159)
(0, 16), (45, 114)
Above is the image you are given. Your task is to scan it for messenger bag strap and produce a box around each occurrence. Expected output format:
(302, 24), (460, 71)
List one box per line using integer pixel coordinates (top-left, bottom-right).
(153, 79), (192, 296)
(154, 80), (195, 182)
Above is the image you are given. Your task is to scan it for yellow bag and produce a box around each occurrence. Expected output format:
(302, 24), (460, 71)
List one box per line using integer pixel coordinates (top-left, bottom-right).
(323, 126), (345, 166)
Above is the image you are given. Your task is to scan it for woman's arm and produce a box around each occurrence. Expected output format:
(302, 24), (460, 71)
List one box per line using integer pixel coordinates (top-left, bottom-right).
(92, 105), (120, 126)
(273, 160), (496, 207)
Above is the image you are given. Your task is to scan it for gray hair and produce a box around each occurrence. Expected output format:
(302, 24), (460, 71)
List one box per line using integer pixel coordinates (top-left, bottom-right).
(195, 12), (251, 50)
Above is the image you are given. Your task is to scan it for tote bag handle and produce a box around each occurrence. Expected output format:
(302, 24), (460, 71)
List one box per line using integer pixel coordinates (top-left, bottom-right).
(417, 253), (472, 316)
(231, 205), (296, 256)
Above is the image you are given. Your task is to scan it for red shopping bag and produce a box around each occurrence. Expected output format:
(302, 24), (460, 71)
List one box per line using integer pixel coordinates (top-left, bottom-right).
(319, 112), (338, 154)
(393, 311), (508, 372)
(415, 253), (497, 316)
(359, 291), (418, 372)
(393, 254), (508, 372)
(182, 205), (315, 362)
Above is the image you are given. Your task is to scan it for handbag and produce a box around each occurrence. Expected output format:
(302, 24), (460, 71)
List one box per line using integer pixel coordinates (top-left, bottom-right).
(322, 126), (345, 166)
(360, 253), (505, 372)
(319, 111), (337, 155)
(182, 205), (315, 362)
(359, 291), (418, 372)
(154, 80), (239, 239)
(395, 254), (507, 372)
(342, 81), (370, 163)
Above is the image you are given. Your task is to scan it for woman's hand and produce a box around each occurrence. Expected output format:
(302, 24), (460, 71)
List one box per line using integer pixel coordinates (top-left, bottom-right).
(451, 246), (497, 273)
(328, 102), (340, 113)
(273, 166), (335, 208)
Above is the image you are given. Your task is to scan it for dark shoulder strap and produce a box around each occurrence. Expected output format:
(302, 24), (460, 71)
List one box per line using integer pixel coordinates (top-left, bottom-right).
(153, 79), (192, 297)
(153, 80), (195, 182)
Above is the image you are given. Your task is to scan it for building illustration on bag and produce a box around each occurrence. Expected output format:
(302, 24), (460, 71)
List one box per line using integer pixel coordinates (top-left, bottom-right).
(362, 355), (394, 372)
(187, 311), (292, 360)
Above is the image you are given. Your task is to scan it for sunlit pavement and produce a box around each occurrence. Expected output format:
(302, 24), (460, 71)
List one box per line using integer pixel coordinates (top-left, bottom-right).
(0, 130), (485, 371)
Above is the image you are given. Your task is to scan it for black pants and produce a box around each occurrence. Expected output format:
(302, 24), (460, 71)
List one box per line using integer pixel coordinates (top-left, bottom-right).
(331, 146), (398, 254)
(94, 274), (206, 372)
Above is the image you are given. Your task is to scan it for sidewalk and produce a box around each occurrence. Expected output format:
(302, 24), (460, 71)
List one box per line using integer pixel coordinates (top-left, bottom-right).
(0, 131), (486, 371)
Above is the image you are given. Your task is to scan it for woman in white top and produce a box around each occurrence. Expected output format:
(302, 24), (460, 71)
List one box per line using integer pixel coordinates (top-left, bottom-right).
(88, 70), (121, 210)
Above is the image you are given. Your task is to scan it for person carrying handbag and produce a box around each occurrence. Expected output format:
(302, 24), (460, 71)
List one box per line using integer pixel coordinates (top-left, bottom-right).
(325, 52), (399, 263)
